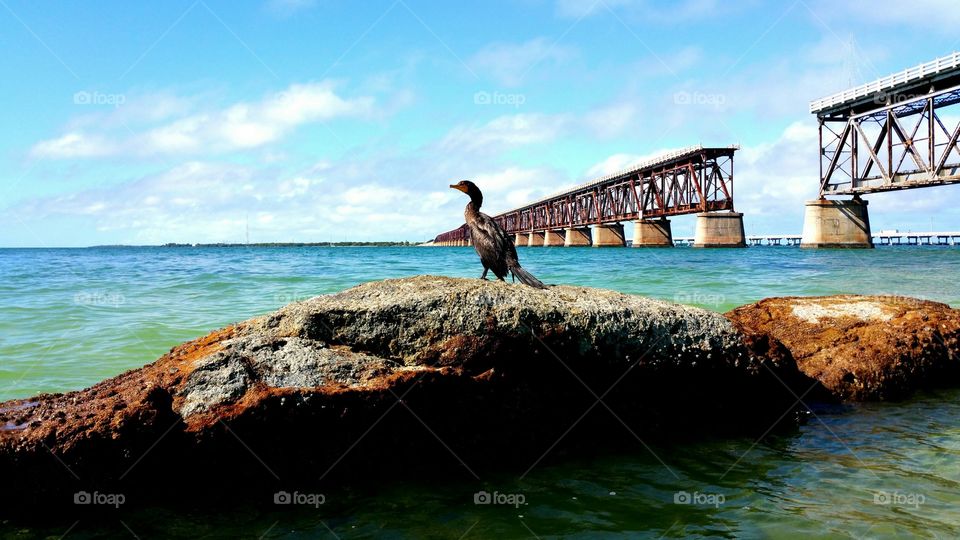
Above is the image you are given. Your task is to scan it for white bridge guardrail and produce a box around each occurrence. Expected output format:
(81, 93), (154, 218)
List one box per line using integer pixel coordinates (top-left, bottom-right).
(810, 51), (960, 113)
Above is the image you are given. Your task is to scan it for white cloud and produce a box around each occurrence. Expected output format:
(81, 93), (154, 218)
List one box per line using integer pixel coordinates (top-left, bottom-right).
(277, 176), (317, 200)
(585, 152), (648, 177)
(581, 102), (639, 138)
(734, 121), (820, 222)
(437, 113), (570, 154)
(469, 38), (577, 86)
(466, 166), (568, 213)
(472, 167), (542, 193)
(436, 104), (641, 156)
(31, 82), (376, 159)
(30, 133), (117, 159)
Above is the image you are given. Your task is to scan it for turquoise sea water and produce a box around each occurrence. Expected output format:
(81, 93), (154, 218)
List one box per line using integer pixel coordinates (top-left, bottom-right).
(2, 245), (960, 538)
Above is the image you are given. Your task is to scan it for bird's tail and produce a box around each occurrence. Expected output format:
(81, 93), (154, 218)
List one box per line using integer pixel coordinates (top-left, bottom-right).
(510, 265), (546, 289)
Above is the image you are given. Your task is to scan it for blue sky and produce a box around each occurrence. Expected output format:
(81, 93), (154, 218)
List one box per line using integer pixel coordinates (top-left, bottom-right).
(1, 0), (959, 246)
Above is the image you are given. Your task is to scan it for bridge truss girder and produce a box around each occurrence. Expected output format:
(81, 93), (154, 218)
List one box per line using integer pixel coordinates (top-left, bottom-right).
(493, 151), (734, 235)
(819, 84), (960, 195)
(433, 148), (736, 243)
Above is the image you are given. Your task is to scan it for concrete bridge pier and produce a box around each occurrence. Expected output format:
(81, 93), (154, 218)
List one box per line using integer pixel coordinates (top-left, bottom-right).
(543, 230), (565, 246)
(800, 198), (873, 248)
(632, 218), (673, 247)
(693, 212), (746, 248)
(564, 227), (592, 246)
(527, 232), (545, 247)
(592, 223), (626, 247)
(514, 233), (525, 246)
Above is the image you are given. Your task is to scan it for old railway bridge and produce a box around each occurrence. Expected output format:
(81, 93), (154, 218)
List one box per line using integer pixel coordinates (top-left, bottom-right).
(432, 145), (745, 248)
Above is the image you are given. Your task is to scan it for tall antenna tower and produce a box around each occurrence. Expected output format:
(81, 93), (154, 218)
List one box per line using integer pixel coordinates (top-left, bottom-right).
(841, 37), (866, 88)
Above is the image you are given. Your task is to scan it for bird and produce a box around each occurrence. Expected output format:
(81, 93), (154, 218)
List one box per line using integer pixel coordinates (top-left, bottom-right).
(449, 180), (546, 288)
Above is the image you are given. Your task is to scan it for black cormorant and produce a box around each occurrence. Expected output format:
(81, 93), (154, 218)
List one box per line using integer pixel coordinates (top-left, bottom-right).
(450, 180), (546, 288)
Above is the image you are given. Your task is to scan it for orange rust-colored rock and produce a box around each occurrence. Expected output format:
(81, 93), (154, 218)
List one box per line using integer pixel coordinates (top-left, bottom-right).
(727, 295), (960, 401)
(0, 325), (236, 456)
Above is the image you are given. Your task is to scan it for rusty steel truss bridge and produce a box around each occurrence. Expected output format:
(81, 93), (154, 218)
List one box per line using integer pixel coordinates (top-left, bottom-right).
(813, 51), (960, 196)
(433, 145), (738, 244)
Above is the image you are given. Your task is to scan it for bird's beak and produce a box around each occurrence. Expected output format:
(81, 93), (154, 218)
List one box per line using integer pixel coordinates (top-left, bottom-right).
(450, 184), (467, 193)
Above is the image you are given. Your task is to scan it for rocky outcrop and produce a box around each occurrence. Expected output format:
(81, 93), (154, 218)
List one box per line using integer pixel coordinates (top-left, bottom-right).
(9, 280), (956, 509)
(727, 295), (960, 401)
(0, 276), (806, 507)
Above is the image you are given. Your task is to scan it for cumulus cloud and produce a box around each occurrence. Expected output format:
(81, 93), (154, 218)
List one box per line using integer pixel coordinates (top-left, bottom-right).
(7, 141), (502, 241)
(733, 121), (820, 226)
(12, 116), (577, 244)
(31, 82), (376, 159)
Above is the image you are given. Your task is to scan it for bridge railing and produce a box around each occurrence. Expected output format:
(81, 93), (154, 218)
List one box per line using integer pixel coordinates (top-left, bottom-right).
(809, 51), (960, 113)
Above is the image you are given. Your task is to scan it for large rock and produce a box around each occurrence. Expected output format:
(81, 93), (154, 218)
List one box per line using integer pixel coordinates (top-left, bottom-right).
(0, 276), (805, 507)
(727, 295), (960, 401)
